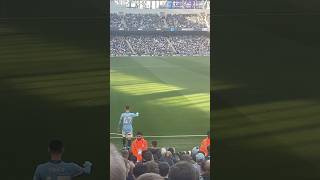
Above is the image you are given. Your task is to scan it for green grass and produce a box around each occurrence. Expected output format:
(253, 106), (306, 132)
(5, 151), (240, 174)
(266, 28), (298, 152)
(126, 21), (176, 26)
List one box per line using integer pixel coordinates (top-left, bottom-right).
(110, 56), (210, 151)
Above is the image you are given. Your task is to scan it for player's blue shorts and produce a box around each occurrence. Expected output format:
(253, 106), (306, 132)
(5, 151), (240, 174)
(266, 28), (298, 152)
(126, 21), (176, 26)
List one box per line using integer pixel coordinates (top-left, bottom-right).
(122, 125), (133, 138)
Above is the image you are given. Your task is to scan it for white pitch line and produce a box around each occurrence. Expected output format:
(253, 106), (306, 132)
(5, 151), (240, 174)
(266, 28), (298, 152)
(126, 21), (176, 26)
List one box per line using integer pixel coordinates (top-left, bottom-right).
(110, 132), (122, 136)
(109, 134), (206, 139)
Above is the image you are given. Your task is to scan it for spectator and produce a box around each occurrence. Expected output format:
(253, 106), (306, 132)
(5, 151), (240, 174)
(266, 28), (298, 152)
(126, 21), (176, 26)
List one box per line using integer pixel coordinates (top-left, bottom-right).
(194, 153), (206, 174)
(131, 132), (148, 162)
(121, 149), (135, 180)
(110, 143), (127, 180)
(149, 141), (161, 162)
(133, 163), (148, 179)
(136, 173), (164, 180)
(111, 35), (210, 56)
(199, 131), (210, 156)
(191, 146), (200, 161)
(158, 162), (170, 180)
(160, 151), (174, 167)
(33, 139), (92, 180)
(128, 151), (137, 164)
(200, 160), (210, 180)
(145, 161), (160, 174)
(168, 161), (199, 180)
(180, 154), (194, 163)
(142, 150), (154, 162)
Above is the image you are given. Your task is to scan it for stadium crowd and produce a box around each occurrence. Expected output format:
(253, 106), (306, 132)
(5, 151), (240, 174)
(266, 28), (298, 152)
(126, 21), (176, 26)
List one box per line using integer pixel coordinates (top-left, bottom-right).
(110, 35), (210, 56)
(110, 13), (209, 31)
(110, 131), (211, 180)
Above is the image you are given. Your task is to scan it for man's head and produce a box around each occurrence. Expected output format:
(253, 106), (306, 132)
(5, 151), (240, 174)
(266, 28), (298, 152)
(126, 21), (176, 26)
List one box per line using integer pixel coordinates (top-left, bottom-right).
(151, 141), (158, 148)
(48, 139), (64, 155)
(125, 105), (130, 111)
(207, 131), (210, 138)
(158, 162), (170, 177)
(110, 144), (126, 180)
(136, 173), (164, 180)
(145, 161), (159, 174)
(168, 161), (199, 180)
(136, 131), (143, 140)
(133, 163), (148, 179)
(142, 150), (153, 162)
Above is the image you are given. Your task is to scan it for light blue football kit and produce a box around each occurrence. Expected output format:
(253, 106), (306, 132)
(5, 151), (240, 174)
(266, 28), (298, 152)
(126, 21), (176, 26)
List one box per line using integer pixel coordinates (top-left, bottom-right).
(119, 112), (139, 136)
(33, 160), (92, 180)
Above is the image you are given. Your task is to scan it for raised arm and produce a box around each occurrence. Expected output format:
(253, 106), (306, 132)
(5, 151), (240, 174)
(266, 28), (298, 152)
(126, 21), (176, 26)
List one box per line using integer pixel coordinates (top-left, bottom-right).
(130, 112), (139, 117)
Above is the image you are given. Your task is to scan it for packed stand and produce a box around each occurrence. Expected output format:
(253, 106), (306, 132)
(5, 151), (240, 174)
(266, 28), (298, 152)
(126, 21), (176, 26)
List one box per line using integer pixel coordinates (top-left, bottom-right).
(111, 13), (125, 30)
(169, 35), (210, 56)
(110, 35), (210, 56)
(124, 14), (165, 31)
(110, 131), (211, 180)
(166, 14), (207, 29)
(110, 13), (210, 31)
(110, 36), (134, 56)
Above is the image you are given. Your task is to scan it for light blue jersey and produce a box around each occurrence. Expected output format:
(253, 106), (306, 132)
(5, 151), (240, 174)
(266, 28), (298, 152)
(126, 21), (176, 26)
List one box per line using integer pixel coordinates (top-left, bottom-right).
(119, 112), (139, 133)
(33, 160), (92, 180)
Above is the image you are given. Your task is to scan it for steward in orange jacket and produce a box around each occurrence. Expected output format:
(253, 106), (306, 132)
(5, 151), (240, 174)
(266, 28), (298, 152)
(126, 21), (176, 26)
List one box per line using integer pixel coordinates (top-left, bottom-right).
(199, 131), (210, 156)
(131, 132), (148, 162)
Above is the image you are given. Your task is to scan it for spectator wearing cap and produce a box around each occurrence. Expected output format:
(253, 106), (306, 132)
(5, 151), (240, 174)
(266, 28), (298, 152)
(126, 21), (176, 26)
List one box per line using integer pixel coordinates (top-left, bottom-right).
(194, 153), (205, 174)
(191, 146), (200, 162)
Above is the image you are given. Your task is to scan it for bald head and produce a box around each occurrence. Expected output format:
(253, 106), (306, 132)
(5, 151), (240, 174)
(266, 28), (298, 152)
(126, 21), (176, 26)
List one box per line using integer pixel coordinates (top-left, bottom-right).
(110, 144), (126, 180)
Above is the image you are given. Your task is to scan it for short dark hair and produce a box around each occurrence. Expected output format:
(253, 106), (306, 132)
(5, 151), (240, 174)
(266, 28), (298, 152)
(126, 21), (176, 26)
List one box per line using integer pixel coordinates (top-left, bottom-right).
(125, 105), (130, 110)
(168, 161), (199, 180)
(158, 162), (170, 177)
(136, 131), (143, 136)
(151, 141), (158, 147)
(49, 139), (64, 154)
(133, 163), (147, 178)
(145, 161), (159, 174)
(143, 150), (153, 162)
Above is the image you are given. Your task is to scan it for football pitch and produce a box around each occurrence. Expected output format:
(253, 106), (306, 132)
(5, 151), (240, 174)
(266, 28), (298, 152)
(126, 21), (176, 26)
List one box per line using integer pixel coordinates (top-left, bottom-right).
(110, 56), (210, 151)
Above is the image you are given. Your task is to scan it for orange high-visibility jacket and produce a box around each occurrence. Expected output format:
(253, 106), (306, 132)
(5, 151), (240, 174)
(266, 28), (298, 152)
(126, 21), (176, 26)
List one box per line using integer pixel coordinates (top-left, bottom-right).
(131, 138), (148, 162)
(199, 137), (210, 156)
